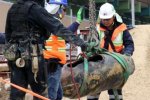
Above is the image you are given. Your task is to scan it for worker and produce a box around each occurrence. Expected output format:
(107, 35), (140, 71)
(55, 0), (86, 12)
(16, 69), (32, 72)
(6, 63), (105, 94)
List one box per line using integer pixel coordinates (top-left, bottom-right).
(87, 2), (134, 100)
(44, 0), (84, 99)
(4, 0), (89, 99)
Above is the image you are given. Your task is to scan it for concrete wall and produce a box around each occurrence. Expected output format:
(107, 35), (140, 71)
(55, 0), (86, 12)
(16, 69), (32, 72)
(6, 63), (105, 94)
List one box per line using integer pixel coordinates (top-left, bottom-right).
(0, 1), (12, 33)
(0, 0), (89, 33)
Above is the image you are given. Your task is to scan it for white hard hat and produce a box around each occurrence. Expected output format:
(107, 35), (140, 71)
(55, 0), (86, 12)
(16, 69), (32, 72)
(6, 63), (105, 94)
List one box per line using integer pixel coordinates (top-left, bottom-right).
(99, 3), (116, 19)
(45, 3), (60, 14)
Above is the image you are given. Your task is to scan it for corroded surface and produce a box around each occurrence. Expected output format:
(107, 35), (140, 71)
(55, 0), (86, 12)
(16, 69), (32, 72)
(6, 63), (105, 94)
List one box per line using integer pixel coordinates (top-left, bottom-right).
(61, 54), (135, 99)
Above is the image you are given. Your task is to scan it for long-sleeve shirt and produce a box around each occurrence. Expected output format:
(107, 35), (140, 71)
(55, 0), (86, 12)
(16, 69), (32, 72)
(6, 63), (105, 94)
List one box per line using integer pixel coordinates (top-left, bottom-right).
(100, 20), (134, 55)
(65, 22), (80, 43)
(5, 1), (84, 46)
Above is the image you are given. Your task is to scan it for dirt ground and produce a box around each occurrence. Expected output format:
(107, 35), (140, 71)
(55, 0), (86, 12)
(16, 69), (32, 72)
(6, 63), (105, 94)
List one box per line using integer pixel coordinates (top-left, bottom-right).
(1, 25), (150, 100)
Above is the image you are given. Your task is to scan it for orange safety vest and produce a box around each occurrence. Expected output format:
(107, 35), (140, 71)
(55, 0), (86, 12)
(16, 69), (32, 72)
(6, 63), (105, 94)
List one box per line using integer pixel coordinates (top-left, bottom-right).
(97, 23), (127, 53)
(43, 35), (66, 64)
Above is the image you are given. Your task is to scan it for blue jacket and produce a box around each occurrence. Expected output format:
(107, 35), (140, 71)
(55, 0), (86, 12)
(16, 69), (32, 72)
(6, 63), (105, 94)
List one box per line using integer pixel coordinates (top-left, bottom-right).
(66, 22), (80, 43)
(68, 22), (80, 33)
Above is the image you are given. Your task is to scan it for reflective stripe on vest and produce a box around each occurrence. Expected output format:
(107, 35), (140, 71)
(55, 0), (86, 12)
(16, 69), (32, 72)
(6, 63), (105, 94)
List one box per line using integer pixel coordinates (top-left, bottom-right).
(97, 23), (127, 52)
(43, 35), (66, 64)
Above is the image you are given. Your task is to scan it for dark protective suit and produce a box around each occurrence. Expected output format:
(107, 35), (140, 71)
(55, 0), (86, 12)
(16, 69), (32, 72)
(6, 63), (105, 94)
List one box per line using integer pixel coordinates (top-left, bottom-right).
(5, 0), (85, 100)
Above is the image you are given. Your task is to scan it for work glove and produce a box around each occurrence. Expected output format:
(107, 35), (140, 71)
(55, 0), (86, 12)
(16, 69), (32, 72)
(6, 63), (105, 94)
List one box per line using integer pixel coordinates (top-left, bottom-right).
(81, 42), (96, 52)
(76, 7), (84, 23)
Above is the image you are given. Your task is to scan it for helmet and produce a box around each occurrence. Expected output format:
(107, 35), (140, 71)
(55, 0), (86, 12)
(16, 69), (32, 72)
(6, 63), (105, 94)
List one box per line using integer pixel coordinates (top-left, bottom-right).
(48, 0), (68, 6)
(99, 3), (116, 19)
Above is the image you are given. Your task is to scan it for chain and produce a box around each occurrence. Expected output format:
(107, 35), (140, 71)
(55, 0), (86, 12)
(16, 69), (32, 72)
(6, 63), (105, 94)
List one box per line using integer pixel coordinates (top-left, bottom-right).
(88, 0), (99, 48)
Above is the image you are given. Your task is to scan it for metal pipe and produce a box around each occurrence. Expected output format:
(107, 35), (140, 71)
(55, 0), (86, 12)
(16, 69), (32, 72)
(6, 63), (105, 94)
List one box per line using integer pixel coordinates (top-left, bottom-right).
(70, 8), (73, 24)
(131, 0), (135, 26)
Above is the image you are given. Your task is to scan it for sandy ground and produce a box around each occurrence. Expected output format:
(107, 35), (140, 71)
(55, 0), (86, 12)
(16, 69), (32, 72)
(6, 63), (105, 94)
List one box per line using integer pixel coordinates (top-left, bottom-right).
(122, 25), (150, 100)
(1, 25), (150, 100)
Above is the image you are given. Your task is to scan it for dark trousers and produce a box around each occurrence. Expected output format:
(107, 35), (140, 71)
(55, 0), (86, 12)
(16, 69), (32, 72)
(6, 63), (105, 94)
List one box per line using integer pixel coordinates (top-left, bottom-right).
(8, 57), (47, 100)
(108, 89), (123, 100)
(45, 58), (63, 100)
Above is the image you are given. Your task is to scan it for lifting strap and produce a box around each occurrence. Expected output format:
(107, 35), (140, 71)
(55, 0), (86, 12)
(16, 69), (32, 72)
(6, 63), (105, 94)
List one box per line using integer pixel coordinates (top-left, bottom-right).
(80, 58), (89, 95)
(103, 51), (130, 82)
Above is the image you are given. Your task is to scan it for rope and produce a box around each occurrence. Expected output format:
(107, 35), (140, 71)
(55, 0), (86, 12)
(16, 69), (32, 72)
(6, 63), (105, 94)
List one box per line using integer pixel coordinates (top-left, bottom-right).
(0, 78), (49, 100)
(69, 43), (81, 100)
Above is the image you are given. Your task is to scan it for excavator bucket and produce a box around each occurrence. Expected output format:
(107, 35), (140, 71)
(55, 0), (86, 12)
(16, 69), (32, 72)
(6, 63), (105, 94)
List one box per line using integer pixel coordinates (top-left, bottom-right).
(61, 52), (135, 99)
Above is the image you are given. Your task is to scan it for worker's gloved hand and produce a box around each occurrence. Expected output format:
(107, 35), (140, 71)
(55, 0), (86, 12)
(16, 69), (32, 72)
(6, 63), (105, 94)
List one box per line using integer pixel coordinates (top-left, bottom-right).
(81, 42), (96, 52)
(76, 7), (84, 23)
(81, 43), (88, 52)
